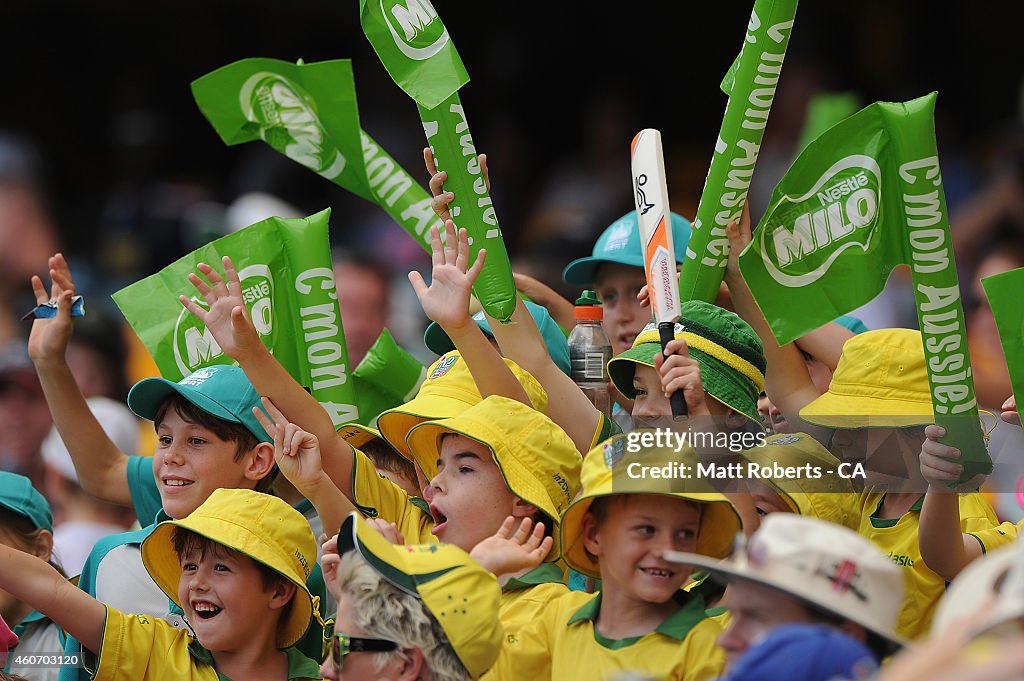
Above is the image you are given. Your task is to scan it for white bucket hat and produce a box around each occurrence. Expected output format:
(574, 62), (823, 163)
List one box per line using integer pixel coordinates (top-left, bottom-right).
(932, 539), (1023, 637)
(42, 396), (141, 482)
(665, 513), (906, 651)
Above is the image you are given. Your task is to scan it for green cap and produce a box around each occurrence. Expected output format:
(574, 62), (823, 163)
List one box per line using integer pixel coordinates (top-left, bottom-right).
(0, 472), (52, 532)
(562, 211), (692, 286)
(127, 365), (270, 442)
(608, 301), (766, 425)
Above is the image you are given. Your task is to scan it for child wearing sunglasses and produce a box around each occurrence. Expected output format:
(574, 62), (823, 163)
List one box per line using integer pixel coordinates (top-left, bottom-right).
(322, 512), (504, 681)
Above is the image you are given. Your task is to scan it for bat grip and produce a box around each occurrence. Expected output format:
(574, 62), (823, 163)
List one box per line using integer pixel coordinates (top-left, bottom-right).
(659, 321), (688, 418)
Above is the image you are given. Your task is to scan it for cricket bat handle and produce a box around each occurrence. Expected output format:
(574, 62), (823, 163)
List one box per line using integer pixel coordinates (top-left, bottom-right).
(659, 321), (688, 417)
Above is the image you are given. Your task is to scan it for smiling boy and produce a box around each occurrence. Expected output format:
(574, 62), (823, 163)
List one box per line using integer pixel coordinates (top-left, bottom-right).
(0, 487), (322, 680)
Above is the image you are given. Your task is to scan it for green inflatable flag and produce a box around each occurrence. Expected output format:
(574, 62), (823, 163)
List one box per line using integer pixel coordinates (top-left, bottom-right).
(679, 0), (799, 303)
(360, 0), (517, 322)
(740, 92), (988, 481)
(982, 268), (1024, 427)
(112, 209), (360, 427)
(192, 57), (442, 250)
(352, 329), (427, 425)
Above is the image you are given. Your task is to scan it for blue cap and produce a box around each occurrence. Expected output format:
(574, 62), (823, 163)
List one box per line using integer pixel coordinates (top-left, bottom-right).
(0, 472), (53, 532)
(127, 365), (271, 443)
(562, 210), (692, 286)
(834, 315), (870, 335)
(423, 301), (571, 377)
(722, 624), (878, 681)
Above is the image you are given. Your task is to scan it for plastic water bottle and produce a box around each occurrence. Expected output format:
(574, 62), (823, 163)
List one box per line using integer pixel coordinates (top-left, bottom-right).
(568, 290), (612, 418)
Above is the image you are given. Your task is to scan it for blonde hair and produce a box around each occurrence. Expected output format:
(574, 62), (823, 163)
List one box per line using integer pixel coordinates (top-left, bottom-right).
(336, 551), (471, 681)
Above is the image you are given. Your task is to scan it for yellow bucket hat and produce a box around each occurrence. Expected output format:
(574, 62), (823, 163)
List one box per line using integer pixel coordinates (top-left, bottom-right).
(337, 422), (384, 450)
(337, 512), (504, 680)
(377, 351), (548, 460)
(141, 488), (317, 649)
(560, 432), (741, 578)
(740, 433), (860, 529)
(405, 395), (581, 558)
(800, 328), (933, 429)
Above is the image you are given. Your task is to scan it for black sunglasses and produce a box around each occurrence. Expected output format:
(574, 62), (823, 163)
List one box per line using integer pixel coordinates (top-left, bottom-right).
(326, 632), (399, 672)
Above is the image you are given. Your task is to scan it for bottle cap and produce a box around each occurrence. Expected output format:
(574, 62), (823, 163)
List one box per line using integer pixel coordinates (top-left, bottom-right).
(574, 290), (604, 321)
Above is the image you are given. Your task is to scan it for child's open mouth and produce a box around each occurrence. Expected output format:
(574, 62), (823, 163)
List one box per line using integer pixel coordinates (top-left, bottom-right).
(164, 477), (194, 488)
(192, 600), (223, 620)
(429, 504), (448, 536)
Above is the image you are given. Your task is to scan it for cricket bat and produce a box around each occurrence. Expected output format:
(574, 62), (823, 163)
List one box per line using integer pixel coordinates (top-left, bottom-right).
(631, 128), (686, 417)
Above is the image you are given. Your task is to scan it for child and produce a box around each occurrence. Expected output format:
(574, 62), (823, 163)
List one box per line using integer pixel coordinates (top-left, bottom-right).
(665, 513), (905, 669)
(738, 432), (860, 529)
(0, 487), (322, 680)
(487, 434), (741, 681)
(0, 473), (64, 681)
(335, 422), (419, 498)
(324, 512), (505, 680)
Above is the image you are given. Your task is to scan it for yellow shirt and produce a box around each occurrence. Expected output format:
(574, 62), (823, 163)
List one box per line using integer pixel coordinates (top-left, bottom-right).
(350, 448), (436, 544)
(94, 608), (320, 681)
(858, 491), (1001, 639)
(964, 519), (1021, 551)
(486, 590), (725, 681)
(499, 563), (569, 636)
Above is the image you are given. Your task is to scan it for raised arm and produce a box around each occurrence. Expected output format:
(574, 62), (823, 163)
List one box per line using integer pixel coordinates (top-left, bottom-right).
(793, 321), (854, 372)
(27, 254), (131, 505)
(917, 424), (984, 581)
(424, 147), (600, 453)
(408, 222), (531, 407)
(0, 543), (105, 653)
(723, 210), (831, 445)
(253, 398), (356, 534)
(179, 257), (356, 497)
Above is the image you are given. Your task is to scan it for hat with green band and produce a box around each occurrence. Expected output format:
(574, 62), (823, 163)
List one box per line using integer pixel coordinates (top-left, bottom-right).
(608, 301), (766, 425)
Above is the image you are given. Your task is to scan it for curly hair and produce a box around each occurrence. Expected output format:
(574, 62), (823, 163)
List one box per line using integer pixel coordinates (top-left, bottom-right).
(335, 551), (471, 681)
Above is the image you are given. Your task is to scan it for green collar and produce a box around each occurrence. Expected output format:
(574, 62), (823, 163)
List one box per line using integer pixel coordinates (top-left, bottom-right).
(503, 562), (565, 591)
(567, 589), (710, 648)
(869, 493), (925, 528)
(188, 642), (320, 680)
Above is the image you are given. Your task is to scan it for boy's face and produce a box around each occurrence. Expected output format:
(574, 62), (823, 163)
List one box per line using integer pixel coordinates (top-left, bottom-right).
(630, 364), (732, 424)
(745, 480), (793, 518)
(427, 434), (519, 552)
(716, 580), (820, 669)
(583, 494), (700, 606)
(153, 408), (256, 520)
(593, 263), (651, 354)
(177, 545), (289, 653)
(829, 426), (926, 489)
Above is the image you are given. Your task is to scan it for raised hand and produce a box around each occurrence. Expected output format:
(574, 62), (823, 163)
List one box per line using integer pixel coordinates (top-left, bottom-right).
(320, 533), (342, 600)
(179, 256), (262, 361)
(654, 338), (711, 416)
(27, 253), (77, 365)
(724, 202), (753, 288)
(365, 518), (405, 545)
(408, 221), (486, 332)
(470, 516), (552, 578)
(1002, 395), (1020, 428)
(252, 396), (325, 492)
(424, 146), (490, 224)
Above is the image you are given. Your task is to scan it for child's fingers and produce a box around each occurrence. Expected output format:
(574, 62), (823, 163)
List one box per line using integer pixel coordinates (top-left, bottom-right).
(455, 227), (471, 271)
(286, 425), (306, 458)
(511, 517), (534, 545)
(222, 256), (242, 293)
(523, 522), (546, 551)
(428, 225), (444, 267)
(179, 294), (208, 321)
(260, 395), (287, 422)
(467, 248), (487, 283)
(230, 305), (251, 332)
(251, 406), (277, 437)
(423, 146), (438, 177)
(408, 271), (429, 300)
(197, 261), (227, 291)
(495, 516), (516, 540)
(663, 338), (690, 358)
(443, 221), (458, 264)
(187, 272), (213, 299)
(924, 424), (946, 439)
(50, 267), (75, 295)
(532, 536), (553, 561)
(31, 275), (48, 304)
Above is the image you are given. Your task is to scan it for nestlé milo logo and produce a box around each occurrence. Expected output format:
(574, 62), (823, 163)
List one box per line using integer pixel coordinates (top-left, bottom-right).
(173, 264), (275, 377)
(382, 0), (449, 60)
(757, 155), (882, 287)
(239, 73), (346, 180)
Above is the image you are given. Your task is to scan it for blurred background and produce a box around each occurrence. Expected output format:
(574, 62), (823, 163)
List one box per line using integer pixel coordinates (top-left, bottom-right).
(0, 1), (1022, 500)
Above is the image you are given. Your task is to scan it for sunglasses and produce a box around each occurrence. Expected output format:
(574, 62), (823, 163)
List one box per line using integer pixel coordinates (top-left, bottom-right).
(326, 632), (399, 673)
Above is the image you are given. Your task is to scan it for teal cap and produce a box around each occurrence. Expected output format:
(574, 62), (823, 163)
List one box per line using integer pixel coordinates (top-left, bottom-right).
(833, 315), (870, 335)
(0, 472), (52, 532)
(423, 301), (571, 377)
(127, 365), (271, 443)
(562, 211), (692, 286)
